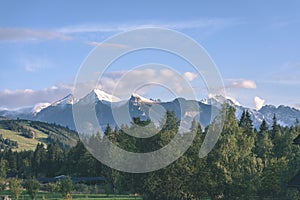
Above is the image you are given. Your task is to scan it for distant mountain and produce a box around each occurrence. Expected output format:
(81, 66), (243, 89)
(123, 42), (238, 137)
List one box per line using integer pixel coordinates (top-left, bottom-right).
(1, 89), (300, 131)
(51, 93), (76, 107)
(259, 105), (300, 126)
(79, 89), (121, 105)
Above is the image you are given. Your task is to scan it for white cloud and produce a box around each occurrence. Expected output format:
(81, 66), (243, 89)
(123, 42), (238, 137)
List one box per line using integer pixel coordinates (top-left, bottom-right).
(0, 28), (71, 42)
(96, 69), (196, 100)
(183, 72), (197, 81)
(228, 79), (257, 89)
(21, 57), (52, 72)
(0, 84), (72, 109)
(85, 41), (130, 49)
(59, 18), (240, 34)
(0, 18), (240, 44)
(254, 96), (265, 110)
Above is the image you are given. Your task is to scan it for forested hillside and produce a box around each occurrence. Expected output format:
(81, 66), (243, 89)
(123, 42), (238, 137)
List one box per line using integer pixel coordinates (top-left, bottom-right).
(0, 118), (78, 150)
(0, 105), (300, 199)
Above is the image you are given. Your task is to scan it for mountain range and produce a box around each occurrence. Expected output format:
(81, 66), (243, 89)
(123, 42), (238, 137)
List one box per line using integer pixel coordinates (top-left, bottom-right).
(1, 89), (299, 131)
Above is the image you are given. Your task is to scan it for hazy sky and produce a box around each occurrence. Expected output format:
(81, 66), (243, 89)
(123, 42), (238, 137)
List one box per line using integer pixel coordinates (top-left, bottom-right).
(0, 0), (300, 110)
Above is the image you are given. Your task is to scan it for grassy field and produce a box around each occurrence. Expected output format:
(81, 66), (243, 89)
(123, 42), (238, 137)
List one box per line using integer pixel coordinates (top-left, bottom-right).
(1, 191), (143, 200)
(0, 119), (78, 151)
(0, 129), (48, 151)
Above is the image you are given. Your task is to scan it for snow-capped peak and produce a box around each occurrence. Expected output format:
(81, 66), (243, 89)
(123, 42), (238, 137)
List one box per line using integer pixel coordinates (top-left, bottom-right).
(201, 95), (226, 106)
(33, 103), (51, 115)
(201, 95), (241, 107)
(79, 89), (121, 104)
(131, 93), (155, 104)
(51, 94), (75, 107)
(93, 89), (121, 102)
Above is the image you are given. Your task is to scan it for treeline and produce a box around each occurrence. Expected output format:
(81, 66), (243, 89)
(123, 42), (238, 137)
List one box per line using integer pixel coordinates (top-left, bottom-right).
(30, 120), (78, 149)
(0, 120), (34, 139)
(0, 106), (300, 199)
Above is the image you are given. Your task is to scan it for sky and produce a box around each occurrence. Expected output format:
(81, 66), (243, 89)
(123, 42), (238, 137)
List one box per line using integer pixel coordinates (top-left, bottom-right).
(0, 0), (300, 110)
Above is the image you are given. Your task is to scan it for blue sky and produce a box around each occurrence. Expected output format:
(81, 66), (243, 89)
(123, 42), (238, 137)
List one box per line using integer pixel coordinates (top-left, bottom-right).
(0, 0), (300, 110)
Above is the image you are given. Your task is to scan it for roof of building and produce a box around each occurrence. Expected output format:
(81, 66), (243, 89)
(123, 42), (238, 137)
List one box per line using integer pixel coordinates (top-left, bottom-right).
(293, 134), (300, 145)
(288, 170), (300, 188)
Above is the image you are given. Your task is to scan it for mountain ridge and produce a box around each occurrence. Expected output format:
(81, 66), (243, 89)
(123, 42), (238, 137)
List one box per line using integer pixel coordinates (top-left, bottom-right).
(1, 89), (299, 130)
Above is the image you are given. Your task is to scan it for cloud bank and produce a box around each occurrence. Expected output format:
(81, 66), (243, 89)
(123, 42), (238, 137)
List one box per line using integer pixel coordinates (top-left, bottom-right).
(0, 69), (198, 109)
(0, 85), (72, 109)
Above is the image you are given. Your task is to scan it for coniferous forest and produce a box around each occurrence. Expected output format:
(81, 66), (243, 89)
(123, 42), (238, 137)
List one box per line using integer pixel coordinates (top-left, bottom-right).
(0, 105), (300, 199)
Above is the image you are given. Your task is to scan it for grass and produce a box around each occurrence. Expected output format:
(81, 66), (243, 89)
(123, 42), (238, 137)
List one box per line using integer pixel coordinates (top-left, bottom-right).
(1, 191), (143, 200)
(0, 119), (78, 151)
(0, 129), (48, 151)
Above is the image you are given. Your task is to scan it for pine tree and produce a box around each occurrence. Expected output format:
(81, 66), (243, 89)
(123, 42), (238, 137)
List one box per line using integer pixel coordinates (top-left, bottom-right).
(161, 110), (179, 133)
(0, 159), (7, 178)
(104, 124), (112, 137)
(271, 114), (280, 140)
(33, 143), (47, 177)
(239, 110), (254, 135)
(46, 142), (63, 177)
(271, 114), (283, 157)
(259, 119), (268, 134)
(212, 105), (258, 198)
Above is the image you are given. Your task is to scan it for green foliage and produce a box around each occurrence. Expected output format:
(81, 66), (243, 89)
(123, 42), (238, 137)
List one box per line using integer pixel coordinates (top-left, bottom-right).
(46, 142), (63, 177)
(239, 110), (253, 135)
(45, 182), (60, 193)
(9, 178), (23, 200)
(0, 159), (7, 178)
(0, 108), (300, 199)
(0, 178), (6, 196)
(59, 177), (73, 200)
(73, 183), (90, 194)
(24, 179), (40, 200)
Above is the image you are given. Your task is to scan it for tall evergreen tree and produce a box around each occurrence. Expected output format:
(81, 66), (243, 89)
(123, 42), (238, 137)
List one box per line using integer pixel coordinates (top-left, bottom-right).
(239, 110), (254, 138)
(33, 143), (47, 177)
(271, 115), (283, 158)
(259, 119), (269, 134)
(46, 142), (63, 177)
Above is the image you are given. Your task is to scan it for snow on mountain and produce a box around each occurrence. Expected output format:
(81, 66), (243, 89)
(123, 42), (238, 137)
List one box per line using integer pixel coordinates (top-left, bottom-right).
(33, 103), (51, 115)
(259, 105), (300, 126)
(1, 89), (300, 130)
(51, 94), (75, 107)
(202, 96), (300, 128)
(131, 93), (156, 105)
(201, 95), (265, 127)
(80, 89), (121, 104)
(201, 95), (240, 107)
(94, 89), (120, 102)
